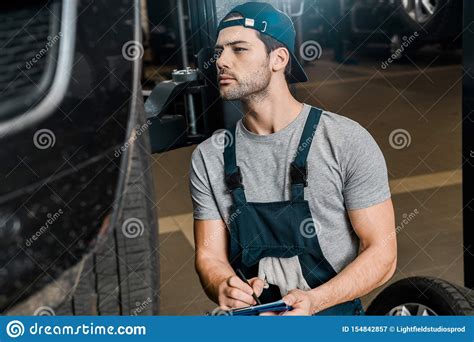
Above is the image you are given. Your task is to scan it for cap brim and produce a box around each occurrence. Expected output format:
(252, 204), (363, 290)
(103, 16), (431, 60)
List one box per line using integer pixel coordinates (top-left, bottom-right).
(288, 51), (308, 84)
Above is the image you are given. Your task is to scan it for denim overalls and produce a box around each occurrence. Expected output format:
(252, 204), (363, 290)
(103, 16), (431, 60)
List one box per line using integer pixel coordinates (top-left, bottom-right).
(223, 107), (364, 315)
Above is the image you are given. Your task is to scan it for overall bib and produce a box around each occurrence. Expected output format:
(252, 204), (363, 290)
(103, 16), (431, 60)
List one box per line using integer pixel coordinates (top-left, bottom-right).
(223, 107), (364, 315)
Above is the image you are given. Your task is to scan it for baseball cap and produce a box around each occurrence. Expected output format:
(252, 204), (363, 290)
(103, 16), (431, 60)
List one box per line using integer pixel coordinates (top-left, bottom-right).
(216, 2), (308, 83)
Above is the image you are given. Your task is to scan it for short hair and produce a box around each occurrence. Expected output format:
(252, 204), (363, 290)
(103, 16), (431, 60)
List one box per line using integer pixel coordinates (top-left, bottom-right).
(222, 12), (292, 82)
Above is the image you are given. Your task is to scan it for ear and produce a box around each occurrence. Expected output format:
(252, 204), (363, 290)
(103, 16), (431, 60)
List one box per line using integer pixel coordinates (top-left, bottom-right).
(270, 47), (290, 74)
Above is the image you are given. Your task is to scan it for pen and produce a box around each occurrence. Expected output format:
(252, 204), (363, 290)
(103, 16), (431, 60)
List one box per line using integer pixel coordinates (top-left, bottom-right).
(236, 268), (262, 306)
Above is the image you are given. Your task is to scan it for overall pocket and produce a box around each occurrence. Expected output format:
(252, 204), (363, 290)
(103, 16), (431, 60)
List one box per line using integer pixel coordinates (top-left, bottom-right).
(232, 201), (315, 267)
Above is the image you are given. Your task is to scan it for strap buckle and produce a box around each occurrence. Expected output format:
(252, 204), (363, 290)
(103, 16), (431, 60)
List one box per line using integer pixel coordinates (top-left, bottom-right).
(290, 162), (308, 187)
(225, 166), (244, 191)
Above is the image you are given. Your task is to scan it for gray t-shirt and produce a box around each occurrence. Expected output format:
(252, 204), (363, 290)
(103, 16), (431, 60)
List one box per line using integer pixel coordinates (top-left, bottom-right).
(189, 104), (391, 289)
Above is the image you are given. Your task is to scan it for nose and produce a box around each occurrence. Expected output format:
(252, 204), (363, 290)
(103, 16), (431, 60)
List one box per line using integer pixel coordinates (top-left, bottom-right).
(216, 48), (230, 72)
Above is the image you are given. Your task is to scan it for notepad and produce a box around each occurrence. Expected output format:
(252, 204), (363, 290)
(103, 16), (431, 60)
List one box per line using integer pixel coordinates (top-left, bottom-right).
(229, 299), (293, 316)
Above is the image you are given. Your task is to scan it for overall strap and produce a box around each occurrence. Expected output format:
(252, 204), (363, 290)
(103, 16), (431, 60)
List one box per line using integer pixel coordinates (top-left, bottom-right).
(223, 126), (247, 206)
(291, 107), (322, 201)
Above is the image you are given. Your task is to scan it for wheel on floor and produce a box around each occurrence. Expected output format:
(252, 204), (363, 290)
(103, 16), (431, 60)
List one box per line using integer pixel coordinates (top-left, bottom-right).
(366, 276), (474, 315)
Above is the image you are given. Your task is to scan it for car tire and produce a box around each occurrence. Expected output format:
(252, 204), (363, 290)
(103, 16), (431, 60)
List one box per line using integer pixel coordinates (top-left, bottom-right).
(366, 277), (474, 315)
(396, 0), (462, 43)
(54, 87), (159, 316)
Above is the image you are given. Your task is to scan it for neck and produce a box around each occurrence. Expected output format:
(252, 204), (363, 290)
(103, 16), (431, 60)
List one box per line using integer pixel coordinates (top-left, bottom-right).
(240, 81), (303, 135)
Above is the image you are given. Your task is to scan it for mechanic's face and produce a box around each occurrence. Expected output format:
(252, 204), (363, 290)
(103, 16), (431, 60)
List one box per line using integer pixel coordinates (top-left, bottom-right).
(215, 26), (271, 100)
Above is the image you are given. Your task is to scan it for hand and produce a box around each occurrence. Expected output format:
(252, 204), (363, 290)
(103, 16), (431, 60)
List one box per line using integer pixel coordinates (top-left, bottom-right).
(217, 275), (264, 310)
(259, 289), (314, 316)
(280, 289), (313, 316)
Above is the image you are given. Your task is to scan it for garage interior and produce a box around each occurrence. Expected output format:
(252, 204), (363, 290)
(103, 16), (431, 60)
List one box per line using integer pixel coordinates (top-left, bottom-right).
(132, 1), (472, 315)
(152, 43), (465, 314)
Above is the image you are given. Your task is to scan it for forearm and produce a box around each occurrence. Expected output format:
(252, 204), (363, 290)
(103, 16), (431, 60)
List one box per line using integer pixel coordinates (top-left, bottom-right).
(308, 244), (396, 313)
(195, 255), (235, 304)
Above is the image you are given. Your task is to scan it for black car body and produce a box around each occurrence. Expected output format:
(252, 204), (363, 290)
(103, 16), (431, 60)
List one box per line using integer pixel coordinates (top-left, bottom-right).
(0, 0), (158, 315)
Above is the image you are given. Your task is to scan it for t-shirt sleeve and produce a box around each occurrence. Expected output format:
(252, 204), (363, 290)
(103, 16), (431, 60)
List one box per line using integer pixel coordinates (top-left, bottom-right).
(189, 146), (222, 220)
(342, 124), (391, 210)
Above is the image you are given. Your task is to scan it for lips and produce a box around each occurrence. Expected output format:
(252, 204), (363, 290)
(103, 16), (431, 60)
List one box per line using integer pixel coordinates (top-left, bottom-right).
(218, 75), (236, 85)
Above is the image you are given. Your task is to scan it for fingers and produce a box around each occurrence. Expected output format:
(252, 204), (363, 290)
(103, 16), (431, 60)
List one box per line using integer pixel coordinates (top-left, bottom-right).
(219, 275), (266, 309)
(282, 290), (312, 316)
(281, 308), (306, 316)
(218, 294), (254, 309)
(224, 287), (256, 306)
(258, 311), (279, 316)
(225, 299), (253, 308)
(282, 293), (297, 306)
(249, 277), (265, 297)
(227, 276), (253, 295)
(220, 276), (256, 307)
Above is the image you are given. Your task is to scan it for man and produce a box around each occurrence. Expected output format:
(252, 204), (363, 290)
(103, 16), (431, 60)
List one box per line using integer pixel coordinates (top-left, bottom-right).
(189, 2), (396, 316)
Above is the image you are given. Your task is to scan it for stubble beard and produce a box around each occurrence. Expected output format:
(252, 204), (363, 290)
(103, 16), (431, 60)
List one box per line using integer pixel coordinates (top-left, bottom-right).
(219, 60), (271, 102)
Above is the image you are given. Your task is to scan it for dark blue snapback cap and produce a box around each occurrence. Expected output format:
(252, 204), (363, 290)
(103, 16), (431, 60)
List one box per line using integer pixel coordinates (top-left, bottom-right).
(216, 2), (308, 83)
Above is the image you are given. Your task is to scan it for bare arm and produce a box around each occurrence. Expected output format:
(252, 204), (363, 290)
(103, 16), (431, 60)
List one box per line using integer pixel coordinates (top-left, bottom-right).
(306, 198), (397, 314)
(194, 219), (264, 308)
(194, 219), (234, 303)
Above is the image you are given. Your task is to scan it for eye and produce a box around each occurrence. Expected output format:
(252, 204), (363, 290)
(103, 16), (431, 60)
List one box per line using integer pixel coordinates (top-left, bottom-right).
(233, 47), (247, 52)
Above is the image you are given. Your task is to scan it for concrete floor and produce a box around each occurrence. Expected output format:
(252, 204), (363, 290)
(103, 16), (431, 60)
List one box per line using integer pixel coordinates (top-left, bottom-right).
(152, 46), (464, 315)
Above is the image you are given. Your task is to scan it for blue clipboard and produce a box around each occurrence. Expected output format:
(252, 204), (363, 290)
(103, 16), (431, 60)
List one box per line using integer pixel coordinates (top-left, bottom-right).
(224, 300), (293, 316)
